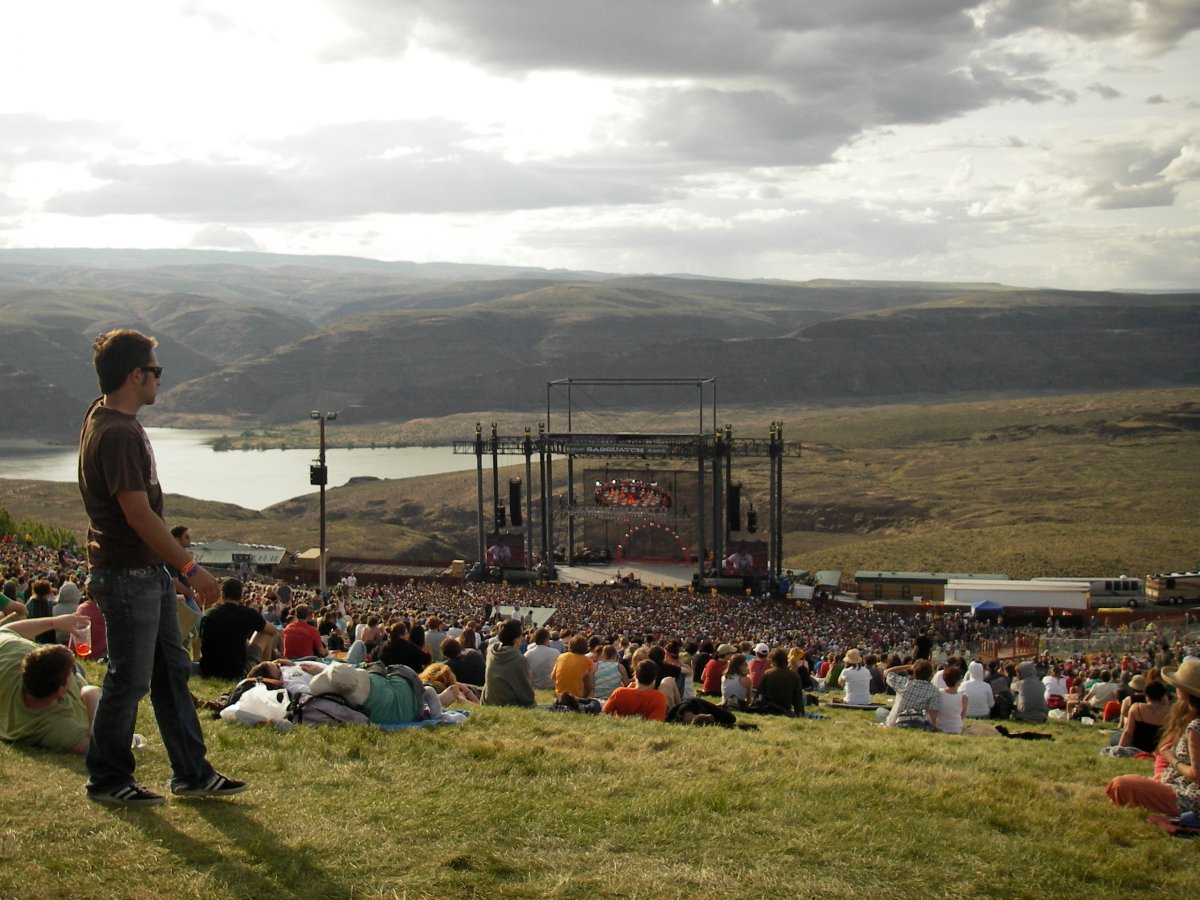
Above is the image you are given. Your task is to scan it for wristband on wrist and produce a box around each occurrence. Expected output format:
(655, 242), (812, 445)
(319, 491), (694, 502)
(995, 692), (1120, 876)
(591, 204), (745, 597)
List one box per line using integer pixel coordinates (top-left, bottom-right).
(181, 559), (200, 578)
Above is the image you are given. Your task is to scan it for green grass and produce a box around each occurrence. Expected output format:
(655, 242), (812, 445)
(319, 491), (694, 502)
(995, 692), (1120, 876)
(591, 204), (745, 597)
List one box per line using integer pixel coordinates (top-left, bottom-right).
(1, 675), (1195, 899)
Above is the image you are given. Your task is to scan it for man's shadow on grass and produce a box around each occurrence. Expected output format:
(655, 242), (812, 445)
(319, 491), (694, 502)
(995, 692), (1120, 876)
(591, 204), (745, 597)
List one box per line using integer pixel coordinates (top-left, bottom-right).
(121, 798), (352, 896)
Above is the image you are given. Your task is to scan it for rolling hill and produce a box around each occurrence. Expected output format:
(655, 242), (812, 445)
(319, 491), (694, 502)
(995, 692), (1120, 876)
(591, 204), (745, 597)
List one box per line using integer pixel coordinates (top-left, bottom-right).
(0, 248), (1197, 439)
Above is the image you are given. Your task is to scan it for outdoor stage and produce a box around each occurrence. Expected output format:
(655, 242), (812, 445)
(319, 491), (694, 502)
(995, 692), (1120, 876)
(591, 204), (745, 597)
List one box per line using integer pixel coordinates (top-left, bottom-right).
(554, 562), (697, 589)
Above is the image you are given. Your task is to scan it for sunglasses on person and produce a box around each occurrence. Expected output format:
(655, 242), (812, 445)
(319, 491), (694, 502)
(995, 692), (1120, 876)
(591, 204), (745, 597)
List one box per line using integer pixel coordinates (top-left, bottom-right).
(137, 366), (164, 378)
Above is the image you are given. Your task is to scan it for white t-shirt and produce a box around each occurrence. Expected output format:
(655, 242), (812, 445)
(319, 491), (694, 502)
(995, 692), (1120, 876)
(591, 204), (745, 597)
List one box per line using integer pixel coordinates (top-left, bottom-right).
(937, 689), (965, 734)
(839, 665), (874, 705)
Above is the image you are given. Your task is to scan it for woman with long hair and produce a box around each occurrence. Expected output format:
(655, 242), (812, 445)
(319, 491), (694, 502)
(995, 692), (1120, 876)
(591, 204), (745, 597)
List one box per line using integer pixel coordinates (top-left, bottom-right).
(1106, 660), (1200, 817)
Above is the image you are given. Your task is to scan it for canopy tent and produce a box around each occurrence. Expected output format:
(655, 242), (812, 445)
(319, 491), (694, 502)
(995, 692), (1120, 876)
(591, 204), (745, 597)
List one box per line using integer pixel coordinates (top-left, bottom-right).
(971, 599), (1004, 613)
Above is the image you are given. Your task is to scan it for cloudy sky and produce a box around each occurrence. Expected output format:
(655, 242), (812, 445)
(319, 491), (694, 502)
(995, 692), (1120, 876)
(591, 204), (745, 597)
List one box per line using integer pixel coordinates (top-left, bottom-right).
(2, 0), (1198, 289)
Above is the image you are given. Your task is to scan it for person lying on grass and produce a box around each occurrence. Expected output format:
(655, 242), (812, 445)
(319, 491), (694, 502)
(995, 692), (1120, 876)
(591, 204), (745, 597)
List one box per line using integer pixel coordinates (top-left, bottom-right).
(1, 613), (97, 754)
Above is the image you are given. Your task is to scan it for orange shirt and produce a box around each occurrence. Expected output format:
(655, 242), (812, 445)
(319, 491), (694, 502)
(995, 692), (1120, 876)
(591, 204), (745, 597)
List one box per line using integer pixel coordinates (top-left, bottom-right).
(602, 686), (668, 721)
(552, 651), (594, 697)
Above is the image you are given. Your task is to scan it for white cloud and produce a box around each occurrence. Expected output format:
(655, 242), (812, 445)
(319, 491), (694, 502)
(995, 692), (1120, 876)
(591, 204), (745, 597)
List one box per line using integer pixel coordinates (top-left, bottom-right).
(0, 0), (1196, 289)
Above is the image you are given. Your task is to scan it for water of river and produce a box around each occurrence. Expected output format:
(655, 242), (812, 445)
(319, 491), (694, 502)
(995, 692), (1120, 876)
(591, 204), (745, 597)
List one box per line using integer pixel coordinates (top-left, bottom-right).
(0, 429), (476, 510)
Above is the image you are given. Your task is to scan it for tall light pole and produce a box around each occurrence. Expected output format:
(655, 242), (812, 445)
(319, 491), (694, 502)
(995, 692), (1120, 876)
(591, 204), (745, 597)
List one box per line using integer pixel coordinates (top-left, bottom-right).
(310, 410), (337, 594)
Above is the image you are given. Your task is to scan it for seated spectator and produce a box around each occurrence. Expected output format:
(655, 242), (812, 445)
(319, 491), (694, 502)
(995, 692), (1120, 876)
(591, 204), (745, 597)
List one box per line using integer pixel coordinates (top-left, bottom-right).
(592, 645), (629, 702)
(648, 645), (681, 708)
(788, 648), (816, 692)
(1, 613), (99, 753)
(424, 616), (448, 662)
(1077, 670), (1120, 720)
(883, 660), (940, 729)
(748, 643), (771, 691)
(280, 605), (327, 660)
(961, 661), (995, 718)
(1014, 661), (1049, 723)
(481, 620), (535, 707)
(602, 660), (668, 721)
(1117, 681), (1171, 753)
(372, 621), (430, 672)
(52, 581), (82, 643)
(1042, 664), (1067, 710)
(524, 627), (561, 690)
(199, 578), (277, 680)
(935, 665), (966, 735)
(838, 649), (873, 705)
(0, 589), (27, 622)
(1107, 660), (1200, 817)
(442, 637), (485, 691)
(25, 580), (57, 644)
(702, 644), (734, 696)
(551, 634), (595, 699)
(756, 648), (805, 716)
(722, 653), (753, 711)
(1117, 674), (1147, 730)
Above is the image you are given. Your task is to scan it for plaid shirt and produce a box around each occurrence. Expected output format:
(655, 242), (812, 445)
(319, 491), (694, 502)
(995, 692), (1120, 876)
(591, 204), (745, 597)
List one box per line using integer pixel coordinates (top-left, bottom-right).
(885, 672), (940, 727)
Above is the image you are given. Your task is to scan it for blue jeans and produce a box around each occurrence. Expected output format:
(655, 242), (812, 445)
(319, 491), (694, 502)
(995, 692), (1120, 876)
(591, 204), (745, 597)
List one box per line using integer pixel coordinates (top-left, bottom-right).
(86, 566), (215, 793)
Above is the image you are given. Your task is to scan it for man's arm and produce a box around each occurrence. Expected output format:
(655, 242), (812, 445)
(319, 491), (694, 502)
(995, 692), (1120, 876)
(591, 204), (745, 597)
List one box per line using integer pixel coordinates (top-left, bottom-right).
(1, 613), (88, 641)
(116, 490), (218, 604)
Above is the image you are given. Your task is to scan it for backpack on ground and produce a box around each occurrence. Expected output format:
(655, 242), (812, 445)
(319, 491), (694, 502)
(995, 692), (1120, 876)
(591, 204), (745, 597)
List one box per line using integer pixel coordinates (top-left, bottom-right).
(290, 691), (370, 725)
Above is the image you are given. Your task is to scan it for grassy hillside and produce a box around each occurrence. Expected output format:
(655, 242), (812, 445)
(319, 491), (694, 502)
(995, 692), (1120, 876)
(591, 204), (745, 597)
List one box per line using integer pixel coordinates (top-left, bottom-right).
(1, 686), (1194, 899)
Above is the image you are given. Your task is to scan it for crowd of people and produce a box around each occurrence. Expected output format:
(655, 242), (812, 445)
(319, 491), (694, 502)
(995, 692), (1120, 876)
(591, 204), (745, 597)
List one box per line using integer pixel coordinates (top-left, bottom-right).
(2, 327), (1198, 822)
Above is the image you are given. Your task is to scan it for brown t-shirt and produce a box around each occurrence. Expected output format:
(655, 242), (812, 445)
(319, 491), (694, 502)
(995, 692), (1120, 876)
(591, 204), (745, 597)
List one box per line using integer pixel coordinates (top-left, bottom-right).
(77, 399), (164, 568)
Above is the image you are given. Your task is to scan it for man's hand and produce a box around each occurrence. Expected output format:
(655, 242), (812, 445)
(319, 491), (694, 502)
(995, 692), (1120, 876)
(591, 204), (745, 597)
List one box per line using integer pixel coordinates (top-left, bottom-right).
(190, 566), (219, 606)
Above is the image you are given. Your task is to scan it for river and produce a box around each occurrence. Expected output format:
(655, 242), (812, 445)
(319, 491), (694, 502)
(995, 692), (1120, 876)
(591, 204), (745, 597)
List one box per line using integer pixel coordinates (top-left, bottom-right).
(0, 429), (476, 510)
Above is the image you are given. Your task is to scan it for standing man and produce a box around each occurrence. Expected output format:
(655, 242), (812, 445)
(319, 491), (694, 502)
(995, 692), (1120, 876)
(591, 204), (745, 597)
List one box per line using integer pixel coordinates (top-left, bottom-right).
(78, 329), (247, 806)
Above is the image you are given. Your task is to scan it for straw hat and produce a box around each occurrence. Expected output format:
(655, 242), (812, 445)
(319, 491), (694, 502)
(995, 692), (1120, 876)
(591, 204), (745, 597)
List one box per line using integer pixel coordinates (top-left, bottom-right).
(1163, 659), (1200, 699)
(715, 643), (735, 657)
(1128, 674), (1146, 691)
(844, 649), (864, 666)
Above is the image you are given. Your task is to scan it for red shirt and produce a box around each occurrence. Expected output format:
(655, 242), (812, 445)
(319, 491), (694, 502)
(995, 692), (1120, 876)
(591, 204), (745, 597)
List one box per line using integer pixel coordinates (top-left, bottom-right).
(602, 686), (668, 721)
(282, 620), (325, 658)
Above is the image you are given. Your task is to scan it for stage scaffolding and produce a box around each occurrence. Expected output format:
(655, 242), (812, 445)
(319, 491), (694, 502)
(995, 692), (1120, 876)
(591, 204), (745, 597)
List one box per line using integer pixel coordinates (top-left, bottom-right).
(451, 378), (801, 583)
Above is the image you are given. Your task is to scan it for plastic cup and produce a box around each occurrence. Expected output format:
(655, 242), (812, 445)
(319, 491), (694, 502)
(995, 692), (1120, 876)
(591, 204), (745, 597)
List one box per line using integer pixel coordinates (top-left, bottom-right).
(75, 621), (92, 657)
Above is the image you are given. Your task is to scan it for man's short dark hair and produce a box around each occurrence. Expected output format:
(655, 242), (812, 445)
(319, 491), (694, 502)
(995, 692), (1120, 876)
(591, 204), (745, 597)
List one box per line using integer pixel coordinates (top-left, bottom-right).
(440, 637), (462, 659)
(295, 605), (311, 620)
(21, 645), (75, 699)
(92, 329), (157, 394)
(498, 620), (523, 646)
(912, 659), (935, 681)
(770, 648), (789, 668)
(221, 578), (243, 601)
(635, 659), (659, 686)
(533, 627), (550, 644)
(170, 525), (188, 540)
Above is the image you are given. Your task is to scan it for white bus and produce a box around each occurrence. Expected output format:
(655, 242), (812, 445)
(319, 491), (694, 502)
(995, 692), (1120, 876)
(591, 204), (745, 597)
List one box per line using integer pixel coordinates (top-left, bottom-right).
(1146, 572), (1200, 606)
(1032, 576), (1144, 609)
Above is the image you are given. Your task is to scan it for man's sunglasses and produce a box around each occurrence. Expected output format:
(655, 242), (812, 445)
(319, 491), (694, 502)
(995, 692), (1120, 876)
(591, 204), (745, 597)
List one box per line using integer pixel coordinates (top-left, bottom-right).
(137, 366), (164, 378)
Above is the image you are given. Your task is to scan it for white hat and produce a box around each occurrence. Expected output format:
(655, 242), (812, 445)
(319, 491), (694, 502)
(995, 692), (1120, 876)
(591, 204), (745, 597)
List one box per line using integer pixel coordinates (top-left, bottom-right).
(754, 642), (769, 655)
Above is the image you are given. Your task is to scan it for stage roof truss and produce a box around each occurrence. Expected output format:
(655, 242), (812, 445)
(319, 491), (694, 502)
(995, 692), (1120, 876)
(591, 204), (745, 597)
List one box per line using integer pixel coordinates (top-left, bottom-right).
(453, 431), (800, 460)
